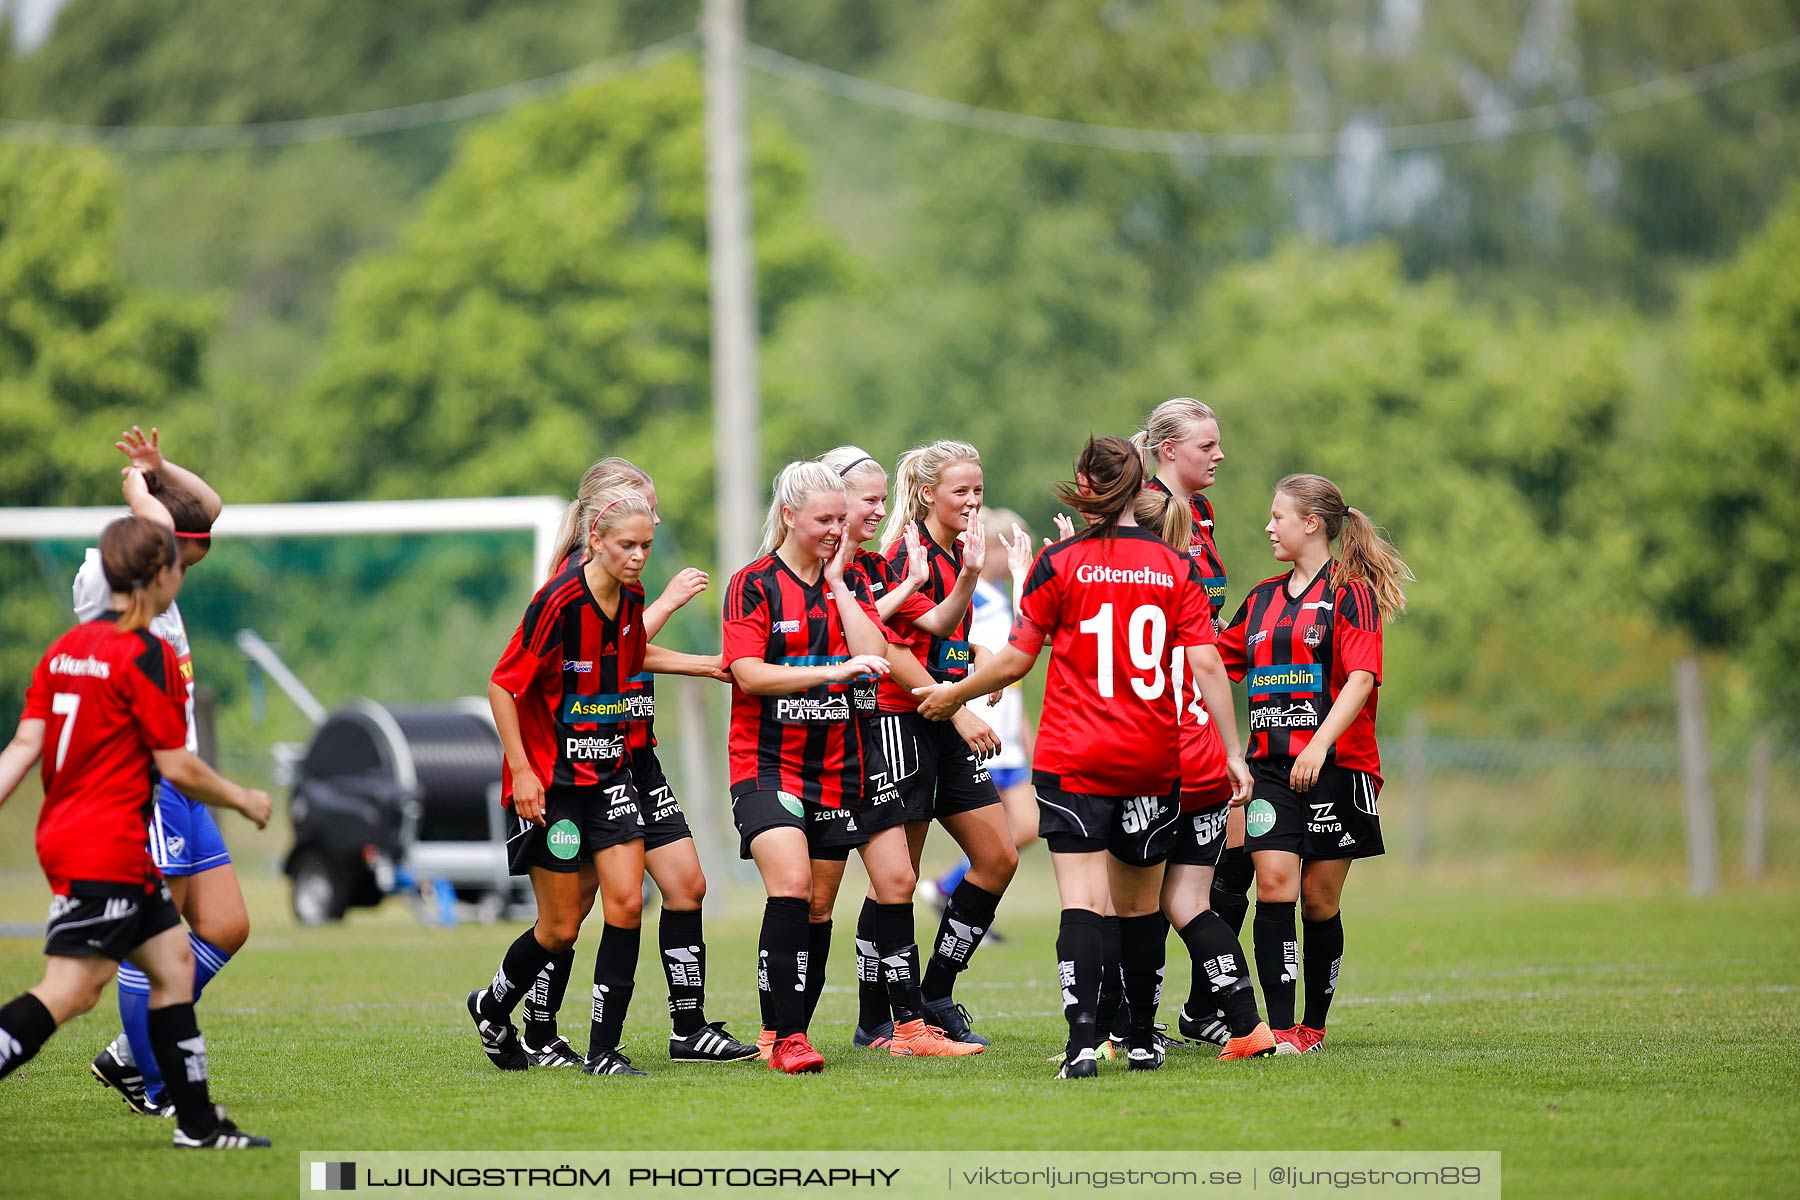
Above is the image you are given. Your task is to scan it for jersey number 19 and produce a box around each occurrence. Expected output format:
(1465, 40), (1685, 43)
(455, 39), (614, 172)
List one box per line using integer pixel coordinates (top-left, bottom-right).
(1077, 603), (1167, 700)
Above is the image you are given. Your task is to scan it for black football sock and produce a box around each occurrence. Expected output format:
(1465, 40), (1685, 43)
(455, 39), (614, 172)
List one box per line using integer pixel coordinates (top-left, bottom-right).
(1119, 913), (1168, 1044)
(922, 880), (1000, 1001)
(484, 927), (555, 1020)
(1095, 915), (1125, 1037)
(802, 920), (833, 1027)
(874, 902), (927, 1024)
(1302, 912), (1345, 1030)
(854, 897), (889, 1030)
(1211, 847), (1254, 936)
(147, 1002), (218, 1136)
(0, 992), (55, 1080)
(523, 947), (575, 1046)
(1253, 900), (1299, 1030)
(760, 897), (810, 1039)
(659, 907), (707, 1037)
(1179, 911), (1262, 1037)
(1056, 909), (1104, 1060)
(586, 923), (639, 1059)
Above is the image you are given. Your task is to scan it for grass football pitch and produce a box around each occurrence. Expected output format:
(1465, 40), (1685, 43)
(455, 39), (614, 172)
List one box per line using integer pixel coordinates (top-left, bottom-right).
(0, 867), (1795, 1199)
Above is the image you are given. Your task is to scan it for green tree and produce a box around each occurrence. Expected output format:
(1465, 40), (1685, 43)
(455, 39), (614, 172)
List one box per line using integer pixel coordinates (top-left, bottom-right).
(299, 59), (845, 560)
(1646, 188), (1800, 726)
(0, 145), (212, 718)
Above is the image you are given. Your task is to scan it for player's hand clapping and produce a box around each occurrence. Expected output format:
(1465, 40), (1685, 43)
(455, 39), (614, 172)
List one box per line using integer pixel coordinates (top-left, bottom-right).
(903, 523), (930, 590)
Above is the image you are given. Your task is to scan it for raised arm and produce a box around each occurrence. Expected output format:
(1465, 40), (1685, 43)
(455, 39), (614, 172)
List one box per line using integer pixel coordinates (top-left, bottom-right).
(118, 426), (222, 520)
(910, 513), (985, 638)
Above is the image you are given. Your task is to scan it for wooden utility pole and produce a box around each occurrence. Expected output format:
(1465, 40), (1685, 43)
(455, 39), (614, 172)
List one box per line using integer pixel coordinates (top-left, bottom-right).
(702, 0), (763, 572)
(1676, 656), (1719, 896)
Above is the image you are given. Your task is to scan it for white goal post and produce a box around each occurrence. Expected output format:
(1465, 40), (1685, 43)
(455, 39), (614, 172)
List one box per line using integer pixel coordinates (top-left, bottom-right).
(0, 496), (568, 582)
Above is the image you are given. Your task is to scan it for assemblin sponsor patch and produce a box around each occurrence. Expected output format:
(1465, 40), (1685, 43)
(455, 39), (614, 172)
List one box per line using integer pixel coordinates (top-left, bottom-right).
(1246, 663), (1323, 694)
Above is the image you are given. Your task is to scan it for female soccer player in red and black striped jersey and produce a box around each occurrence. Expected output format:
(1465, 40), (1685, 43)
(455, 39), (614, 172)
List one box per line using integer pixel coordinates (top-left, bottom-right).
(869, 441), (1019, 1047)
(469, 488), (726, 1078)
(917, 437), (1259, 1078)
(724, 463), (970, 1073)
(510, 458), (756, 1068)
(808, 446), (991, 1059)
(1135, 488), (1278, 1061)
(0, 516), (273, 1149)
(1131, 397), (1256, 1046)
(1216, 474), (1411, 1055)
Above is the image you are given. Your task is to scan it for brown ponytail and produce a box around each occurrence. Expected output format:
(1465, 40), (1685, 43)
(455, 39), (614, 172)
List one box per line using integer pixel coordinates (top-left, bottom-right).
(1276, 473), (1413, 623)
(99, 515), (178, 632)
(1055, 436), (1144, 538)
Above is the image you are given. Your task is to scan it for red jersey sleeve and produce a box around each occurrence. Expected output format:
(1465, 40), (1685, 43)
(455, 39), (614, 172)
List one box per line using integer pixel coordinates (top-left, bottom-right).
(128, 635), (190, 751)
(722, 570), (770, 668)
(1011, 547), (1060, 656)
(1172, 559), (1216, 647)
(23, 652), (51, 720)
(1217, 594), (1251, 680)
(1335, 579), (1383, 683)
(491, 580), (567, 696)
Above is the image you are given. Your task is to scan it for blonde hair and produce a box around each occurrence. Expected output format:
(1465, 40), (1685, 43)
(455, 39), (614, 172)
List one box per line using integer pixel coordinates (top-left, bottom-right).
(547, 456), (653, 579)
(762, 461), (846, 554)
(817, 444), (887, 486)
(1277, 473), (1413, 623)
(1133, 488), (1191, 550)
(1130, 397), (1218, 478)
(879, 439), (981, 553)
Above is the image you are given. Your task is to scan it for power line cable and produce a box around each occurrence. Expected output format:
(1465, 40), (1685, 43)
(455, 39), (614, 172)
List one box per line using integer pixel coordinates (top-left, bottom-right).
(0, 32), (697, 150)
(2, 30), (1795, 156)
(743, 34), (1800, 157)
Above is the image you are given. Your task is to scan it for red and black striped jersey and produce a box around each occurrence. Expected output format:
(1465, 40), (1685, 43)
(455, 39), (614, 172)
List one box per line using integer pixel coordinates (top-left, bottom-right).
(491, 563), (647, 800)
(1143, 476), (1228, 623)
(1216, 563), (1384, 781)
(561, 553), (658, 756)
(1013, 526), (1214, 797)
(878, 523), (973, 713)
(23, 618), (188, 892)
(721, 555), (879, 808)
(846, 548), (899, 607)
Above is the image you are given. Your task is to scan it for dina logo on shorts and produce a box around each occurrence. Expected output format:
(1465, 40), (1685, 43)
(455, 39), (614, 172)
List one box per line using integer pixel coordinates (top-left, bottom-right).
(777, 793), (805, 818)
(1245, 798), (1277, 838)
(546, 819), (582, 860)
